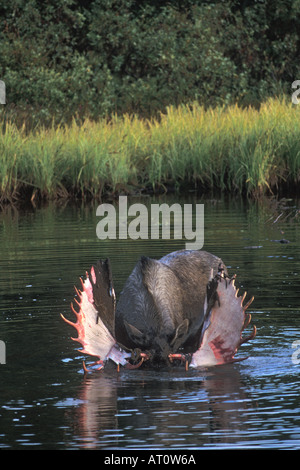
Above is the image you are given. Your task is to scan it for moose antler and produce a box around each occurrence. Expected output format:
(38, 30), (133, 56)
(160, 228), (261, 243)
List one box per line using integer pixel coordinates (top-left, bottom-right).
(61, 263), (130, 372)
(190, 274), (256, 368)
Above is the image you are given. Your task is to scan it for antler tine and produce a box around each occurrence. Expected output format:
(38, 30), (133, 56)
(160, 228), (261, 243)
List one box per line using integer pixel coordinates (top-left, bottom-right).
(242, 313), (252, 330)
(239, 325), (257, 346)
(243, 295), (254, 311)
(60, 313), (76, 327)
(241, 291), (247, 305)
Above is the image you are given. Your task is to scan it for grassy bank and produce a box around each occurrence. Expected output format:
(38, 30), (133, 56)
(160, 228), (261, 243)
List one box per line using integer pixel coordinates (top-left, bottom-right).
(0, 97), (300, 204)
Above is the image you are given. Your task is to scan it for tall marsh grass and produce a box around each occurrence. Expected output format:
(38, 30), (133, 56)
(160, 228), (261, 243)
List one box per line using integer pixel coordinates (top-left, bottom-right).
(0, 97), (299, 203)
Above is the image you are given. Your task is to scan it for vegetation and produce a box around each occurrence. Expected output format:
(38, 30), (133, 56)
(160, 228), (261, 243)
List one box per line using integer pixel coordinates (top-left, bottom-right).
(0, 97), (299, 203)
(1, 0), (300, 125)
(1, 1), (300, 202)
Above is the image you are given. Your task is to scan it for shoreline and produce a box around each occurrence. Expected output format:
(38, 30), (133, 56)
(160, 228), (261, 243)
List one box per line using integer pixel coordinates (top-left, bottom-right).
(1, 97), (299, 206)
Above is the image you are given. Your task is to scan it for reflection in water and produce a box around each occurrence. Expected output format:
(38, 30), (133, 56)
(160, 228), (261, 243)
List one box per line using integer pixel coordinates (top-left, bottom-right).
(75, 375), (118, 448)
(72, 365), (252, 449)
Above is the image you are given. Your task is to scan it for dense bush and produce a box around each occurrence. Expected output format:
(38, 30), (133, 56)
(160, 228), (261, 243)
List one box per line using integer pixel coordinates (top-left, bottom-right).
(0, 0), (299, 125)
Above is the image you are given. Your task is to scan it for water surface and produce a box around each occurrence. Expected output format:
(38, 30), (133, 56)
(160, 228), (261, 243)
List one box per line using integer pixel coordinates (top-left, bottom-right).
(0, 194), (299, 449)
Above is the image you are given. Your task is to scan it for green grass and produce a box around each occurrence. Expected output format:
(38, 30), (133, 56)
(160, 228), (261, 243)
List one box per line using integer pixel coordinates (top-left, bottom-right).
(0, 97), (299, 203)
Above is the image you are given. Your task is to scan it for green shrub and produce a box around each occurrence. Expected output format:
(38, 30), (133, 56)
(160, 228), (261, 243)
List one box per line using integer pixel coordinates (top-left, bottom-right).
(0, 0), (299, 125)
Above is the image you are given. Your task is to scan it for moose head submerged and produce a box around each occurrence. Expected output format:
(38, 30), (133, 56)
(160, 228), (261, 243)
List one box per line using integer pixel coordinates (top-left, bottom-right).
(61, 250), (256, 372)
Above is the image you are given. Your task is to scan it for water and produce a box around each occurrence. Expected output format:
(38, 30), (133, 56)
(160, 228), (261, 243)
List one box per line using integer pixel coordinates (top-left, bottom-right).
(0, 194), (299, 450)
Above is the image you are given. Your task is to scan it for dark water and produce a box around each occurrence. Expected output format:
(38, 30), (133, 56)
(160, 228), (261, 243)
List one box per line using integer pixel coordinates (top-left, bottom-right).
(0, 194), (299, 450)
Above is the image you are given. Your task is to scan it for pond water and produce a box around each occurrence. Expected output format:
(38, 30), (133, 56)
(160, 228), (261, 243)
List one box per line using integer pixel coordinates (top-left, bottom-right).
(0, 194), (299, 450)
